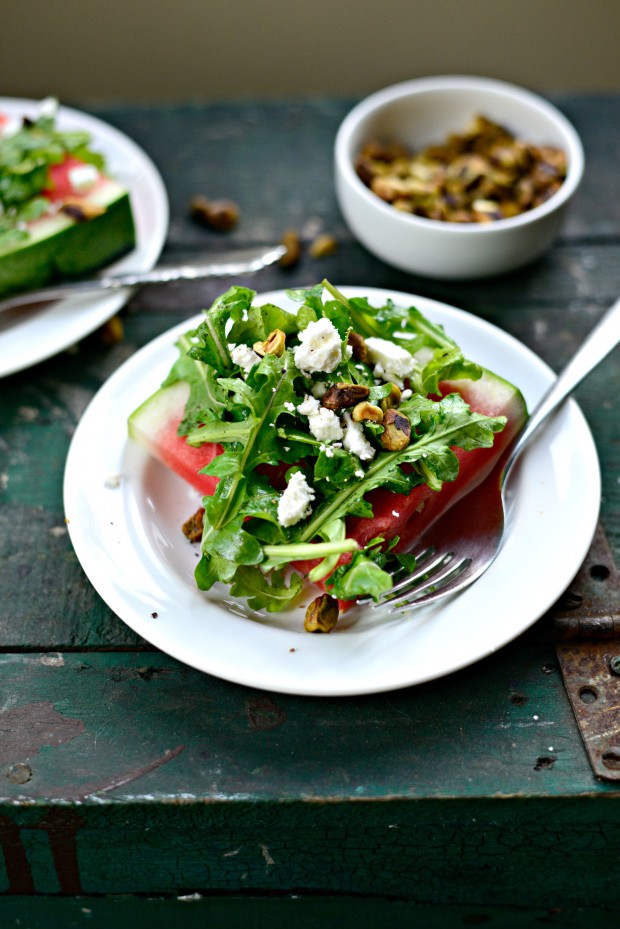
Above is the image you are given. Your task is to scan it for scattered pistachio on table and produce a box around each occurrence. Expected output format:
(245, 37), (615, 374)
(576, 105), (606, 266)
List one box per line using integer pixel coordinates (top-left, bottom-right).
(279, 228), (302, 267)
(309, 232), (338, 258)
(355, 114), (567, 223)
(190, 194), (239, 231)
(98, 314), (124, 346)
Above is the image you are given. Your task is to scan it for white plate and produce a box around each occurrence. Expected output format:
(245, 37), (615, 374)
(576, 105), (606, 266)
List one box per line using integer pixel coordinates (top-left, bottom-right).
(63, 287), (601, 696)
(0, 97), (169, 378)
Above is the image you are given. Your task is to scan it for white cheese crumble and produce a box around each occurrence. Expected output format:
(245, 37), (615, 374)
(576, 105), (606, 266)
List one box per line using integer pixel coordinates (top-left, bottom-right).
(400, 388), (413, 400)
(294, 318), (342, 375)
(297, 394), (343, 443)
(342, 412), (375, 461)
(39, 97), (58, 119)
(68, 164), (99, 194)
(310, 408), (343, 442)
(277, 471), (315, 527)
(284, 401), (296, 412)
(297, 394), (320, 417)
(365, 336), (414, 387)
(230, 343), (261, 373)
(311, 381), (327, 398)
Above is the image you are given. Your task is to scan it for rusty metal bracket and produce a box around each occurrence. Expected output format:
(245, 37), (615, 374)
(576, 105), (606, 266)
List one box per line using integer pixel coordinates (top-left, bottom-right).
(555, 523), (620, 780)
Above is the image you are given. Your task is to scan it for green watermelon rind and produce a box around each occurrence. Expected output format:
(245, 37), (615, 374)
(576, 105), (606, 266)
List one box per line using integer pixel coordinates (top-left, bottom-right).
(0, 180), (136, 298)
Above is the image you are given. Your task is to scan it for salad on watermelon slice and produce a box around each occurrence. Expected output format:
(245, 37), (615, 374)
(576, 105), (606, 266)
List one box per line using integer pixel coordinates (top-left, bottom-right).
(128, 282), (527, 631)
(0, 97), (135, 299)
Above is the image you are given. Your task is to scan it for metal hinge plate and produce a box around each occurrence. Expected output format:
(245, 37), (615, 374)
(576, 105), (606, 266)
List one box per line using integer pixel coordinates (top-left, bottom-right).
(555, 524), (620, 780)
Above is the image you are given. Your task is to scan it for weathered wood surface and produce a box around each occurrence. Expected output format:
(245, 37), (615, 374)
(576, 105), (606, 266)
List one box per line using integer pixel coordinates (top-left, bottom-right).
(1, 95), (620, 919)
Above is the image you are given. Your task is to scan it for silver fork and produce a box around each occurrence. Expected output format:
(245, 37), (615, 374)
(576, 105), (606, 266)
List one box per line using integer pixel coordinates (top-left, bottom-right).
(373, 294), (620, 612)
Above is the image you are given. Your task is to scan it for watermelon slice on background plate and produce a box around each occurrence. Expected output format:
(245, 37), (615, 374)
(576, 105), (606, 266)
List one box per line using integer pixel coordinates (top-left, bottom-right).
(0, 97), (168, 378)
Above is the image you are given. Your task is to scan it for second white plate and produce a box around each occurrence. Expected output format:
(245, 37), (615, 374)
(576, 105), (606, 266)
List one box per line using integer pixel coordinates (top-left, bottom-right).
(63, 287), (601, 696)
(0, 97), (169, 378)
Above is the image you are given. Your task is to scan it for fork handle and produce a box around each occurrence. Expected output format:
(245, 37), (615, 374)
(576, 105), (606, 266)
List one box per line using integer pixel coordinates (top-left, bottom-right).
(503, 294), (620, 482)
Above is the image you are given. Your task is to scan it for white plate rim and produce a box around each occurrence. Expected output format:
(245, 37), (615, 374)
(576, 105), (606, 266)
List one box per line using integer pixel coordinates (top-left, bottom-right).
(63, 286), (601, 696)
(0, 96), (169, 378)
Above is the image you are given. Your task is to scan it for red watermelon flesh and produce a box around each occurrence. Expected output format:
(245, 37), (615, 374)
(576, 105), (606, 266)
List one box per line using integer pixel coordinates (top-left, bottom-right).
(128, 380), (222, 496)
(293, 368), (527, 582)
(43, 155), (106, 202)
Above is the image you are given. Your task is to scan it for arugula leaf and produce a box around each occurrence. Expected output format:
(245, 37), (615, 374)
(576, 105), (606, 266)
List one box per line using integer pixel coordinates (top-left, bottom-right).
(230, 566), (303, 612)
(189, 286), (255, 373)
(228, 301), (299, 346)
(0, 100), (105, 216)
(328, 556), (393, 601)
(162, 331), (229, 436)
(322, 280), (483, 396)
(417, 347), (482, 396)
(298, 393), (505, 542)
(201, 516), (264, 565)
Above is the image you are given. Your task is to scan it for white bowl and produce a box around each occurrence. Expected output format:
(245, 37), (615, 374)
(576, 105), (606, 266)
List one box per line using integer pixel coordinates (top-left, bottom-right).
(334, 75), (584, 280)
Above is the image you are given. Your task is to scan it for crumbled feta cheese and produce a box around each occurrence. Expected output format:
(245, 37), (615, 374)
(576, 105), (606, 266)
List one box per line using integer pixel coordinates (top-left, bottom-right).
(320, 444), (335, 458)
(298, 394), (343, 443)
(39, 97), (58, 119)
(365, 336), (414, 387)
(311, 381), (327, 398)
(308, 407), (343, 443)
(277, 471), (315, 527)
(400, 389), (413, 400)
(392, 510), (400, 517)
(297, 394), (320, 417)
(284, 401), (296, 412)
(231, 343), (261, 373)
(68, 164), (99, 194)
(294, 318), (342, 374)
(355, 469), (365, 479)
(342, 412), (375, 461)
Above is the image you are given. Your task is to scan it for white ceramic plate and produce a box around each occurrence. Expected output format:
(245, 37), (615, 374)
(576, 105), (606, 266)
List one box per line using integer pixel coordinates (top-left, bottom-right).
(0, 97), (169, 378)
(63, 287), (601, 696)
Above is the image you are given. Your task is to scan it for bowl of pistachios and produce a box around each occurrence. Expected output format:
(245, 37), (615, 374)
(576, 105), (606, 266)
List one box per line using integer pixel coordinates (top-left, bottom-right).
(334, 75), (584, 279)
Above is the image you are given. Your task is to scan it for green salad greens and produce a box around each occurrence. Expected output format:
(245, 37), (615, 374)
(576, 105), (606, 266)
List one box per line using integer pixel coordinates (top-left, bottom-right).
(159, 281), (507, 616)
(0, 99), (105, 253)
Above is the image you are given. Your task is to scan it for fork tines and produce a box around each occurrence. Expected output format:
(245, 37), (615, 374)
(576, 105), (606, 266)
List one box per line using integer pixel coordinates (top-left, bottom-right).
(373, 547), (472, 610)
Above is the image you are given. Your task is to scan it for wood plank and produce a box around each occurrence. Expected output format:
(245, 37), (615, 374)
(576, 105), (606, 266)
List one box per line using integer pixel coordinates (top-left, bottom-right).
(0, 894), (616, 929)
(0, 648), (609, 806)
(88, 95), (620, 247)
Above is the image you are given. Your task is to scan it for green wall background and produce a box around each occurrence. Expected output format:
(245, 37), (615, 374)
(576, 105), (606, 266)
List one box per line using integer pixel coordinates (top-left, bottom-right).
(3, 0), (618, 103)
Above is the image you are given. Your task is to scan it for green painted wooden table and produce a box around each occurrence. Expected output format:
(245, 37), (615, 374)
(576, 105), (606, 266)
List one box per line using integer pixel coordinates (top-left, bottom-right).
(2, 95), (620, 928)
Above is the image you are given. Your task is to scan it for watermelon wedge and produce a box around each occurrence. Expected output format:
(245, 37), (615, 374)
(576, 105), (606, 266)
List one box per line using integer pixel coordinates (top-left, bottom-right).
(129, 366), (526, 561)
(128, 381), (222, 497)
(127, 282), (528, 617)
(0, 106), (136, 298)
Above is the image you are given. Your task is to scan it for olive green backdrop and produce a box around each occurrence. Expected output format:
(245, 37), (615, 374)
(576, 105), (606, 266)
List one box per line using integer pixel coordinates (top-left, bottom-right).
(3, 0), (619, 103)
